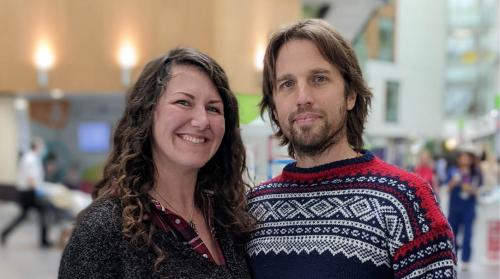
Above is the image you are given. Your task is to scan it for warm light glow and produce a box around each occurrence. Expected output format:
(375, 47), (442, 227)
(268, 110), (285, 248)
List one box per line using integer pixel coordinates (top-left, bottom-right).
(14, 97), (28, 110)
(118, 42), (137, 69)
(445, 138), (458, 151)
(34, 41), (55, 70)
(254, 44), (265, 71)
(50, 89), (64, 99)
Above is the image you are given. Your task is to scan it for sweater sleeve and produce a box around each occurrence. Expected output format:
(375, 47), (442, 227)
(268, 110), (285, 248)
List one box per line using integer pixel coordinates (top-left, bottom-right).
(392, 180), (457, 279)
(58, 201), (121, 279)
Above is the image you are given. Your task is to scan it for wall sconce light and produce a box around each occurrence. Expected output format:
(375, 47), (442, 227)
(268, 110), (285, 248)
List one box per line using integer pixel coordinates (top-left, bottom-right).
(118, 42), (137, 87)
(34, 41), (55, 88)
(254, 44), (265, 72)
(50, 88), (64, 100)
(14, 97), (28, 111)
(253, 43), (266, 87)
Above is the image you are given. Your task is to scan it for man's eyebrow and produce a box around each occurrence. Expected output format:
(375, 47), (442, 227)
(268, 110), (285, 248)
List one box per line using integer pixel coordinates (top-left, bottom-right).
(276, 74), (294, 83)
(309, 68), (331, 75)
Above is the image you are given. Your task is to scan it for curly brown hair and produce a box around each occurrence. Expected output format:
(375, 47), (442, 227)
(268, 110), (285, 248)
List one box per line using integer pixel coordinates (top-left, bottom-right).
(260, 19), (373, 157)
(91, 47), (254, 269)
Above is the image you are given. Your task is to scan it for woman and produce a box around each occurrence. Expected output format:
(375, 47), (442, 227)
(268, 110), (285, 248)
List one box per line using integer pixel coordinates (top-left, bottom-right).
(59, 48), (253, 278)
(447, 150), (482, 271)
(414, 149), (439, 201)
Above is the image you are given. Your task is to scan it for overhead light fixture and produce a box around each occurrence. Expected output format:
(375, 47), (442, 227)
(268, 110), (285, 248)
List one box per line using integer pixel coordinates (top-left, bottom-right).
(14, 97), (28, 111)
(444, 138), (458, 151)
(34, 40), (55, 88)
(254, 44), (265, 71)
(50, 88), (64, 99)
(118, 42), (137, 87)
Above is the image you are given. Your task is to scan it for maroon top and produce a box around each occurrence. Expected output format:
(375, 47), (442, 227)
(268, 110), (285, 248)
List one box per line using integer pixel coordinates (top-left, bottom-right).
(150, 198), (226, 266)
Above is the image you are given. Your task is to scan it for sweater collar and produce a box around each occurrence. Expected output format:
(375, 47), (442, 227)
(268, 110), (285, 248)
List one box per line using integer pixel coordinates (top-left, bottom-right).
(282, 150), (374, 177)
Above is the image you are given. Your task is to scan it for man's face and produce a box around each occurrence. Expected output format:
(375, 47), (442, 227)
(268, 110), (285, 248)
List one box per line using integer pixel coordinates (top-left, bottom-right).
(272, 39), (356, 157)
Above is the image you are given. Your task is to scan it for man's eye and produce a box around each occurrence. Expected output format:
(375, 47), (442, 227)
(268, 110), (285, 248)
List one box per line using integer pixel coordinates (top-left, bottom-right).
(280, 80), (295, 89)
(314, 75), (327, 83)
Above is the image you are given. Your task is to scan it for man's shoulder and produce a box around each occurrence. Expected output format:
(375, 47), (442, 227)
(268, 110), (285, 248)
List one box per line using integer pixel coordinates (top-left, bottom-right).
(361, 158), (438, 211)
(371, 157), (429, 188)
(369, 158), (444, 222)
(247, 176), (284, 199)
(21, 151), (38, 163)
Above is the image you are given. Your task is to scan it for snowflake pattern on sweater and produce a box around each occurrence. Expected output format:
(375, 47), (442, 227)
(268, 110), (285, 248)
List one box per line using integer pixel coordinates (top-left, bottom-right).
(247, 151), (456, 279)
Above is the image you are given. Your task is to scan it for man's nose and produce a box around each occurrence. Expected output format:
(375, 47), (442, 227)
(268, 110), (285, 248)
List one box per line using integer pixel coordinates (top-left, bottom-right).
(296, 83), (312, 106)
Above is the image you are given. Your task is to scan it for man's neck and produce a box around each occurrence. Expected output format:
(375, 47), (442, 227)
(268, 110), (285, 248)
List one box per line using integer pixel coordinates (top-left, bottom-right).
(294, 139), (358, 168)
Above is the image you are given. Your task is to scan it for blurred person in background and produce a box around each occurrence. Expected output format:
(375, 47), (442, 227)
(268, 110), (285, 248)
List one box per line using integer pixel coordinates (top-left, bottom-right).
(1, 137), (52, 247)
(59, 48), (253, 278)
(43, 152), (64, 184)
(435, 155), (449, 187)
(415, 149), (440, 201)
(246, 19), (456, 279)
(447, 150), (482, 271)
(63, 163), (82, 191)
(479, 150), (499, 192)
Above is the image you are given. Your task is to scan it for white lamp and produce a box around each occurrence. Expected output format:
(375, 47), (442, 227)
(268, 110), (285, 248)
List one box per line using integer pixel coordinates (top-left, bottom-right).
(254, 44), (265, 71)
(34, 42), (55, 88)
(118, 42), (137, 87)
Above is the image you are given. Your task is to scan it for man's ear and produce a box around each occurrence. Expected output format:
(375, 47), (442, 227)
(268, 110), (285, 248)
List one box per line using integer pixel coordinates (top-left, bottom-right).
(347, 92), (357, 111)
(272, 108), (278, 121)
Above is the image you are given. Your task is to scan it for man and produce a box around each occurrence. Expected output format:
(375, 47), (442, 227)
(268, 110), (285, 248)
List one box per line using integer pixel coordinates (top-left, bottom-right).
(246, 19), (456, 279)
(1, 138), (51, 247)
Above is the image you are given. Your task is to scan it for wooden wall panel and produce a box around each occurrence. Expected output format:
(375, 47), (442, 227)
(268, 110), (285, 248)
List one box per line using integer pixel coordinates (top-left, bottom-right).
(213, 0), (301, 95)
(0, 0), (300, 94)
(0, 0), (215, 92)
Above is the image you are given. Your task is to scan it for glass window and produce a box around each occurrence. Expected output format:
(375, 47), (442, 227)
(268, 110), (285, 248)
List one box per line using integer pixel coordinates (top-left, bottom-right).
(378, 16), (395, 61)
(385, 80), (400, 123)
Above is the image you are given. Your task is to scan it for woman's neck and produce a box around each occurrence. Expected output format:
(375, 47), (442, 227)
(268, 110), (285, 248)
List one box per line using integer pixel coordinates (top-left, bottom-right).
(459, 166), (471, 174)
(153, 166), (198, 212)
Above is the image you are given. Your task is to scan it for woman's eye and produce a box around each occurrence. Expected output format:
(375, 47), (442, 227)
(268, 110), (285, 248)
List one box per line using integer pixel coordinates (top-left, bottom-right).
(175, 100), (190, 106)
(207, 106), (222, 114)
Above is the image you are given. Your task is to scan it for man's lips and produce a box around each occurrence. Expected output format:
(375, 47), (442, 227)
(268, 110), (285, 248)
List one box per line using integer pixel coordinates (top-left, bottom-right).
(292, 113), (321, 124)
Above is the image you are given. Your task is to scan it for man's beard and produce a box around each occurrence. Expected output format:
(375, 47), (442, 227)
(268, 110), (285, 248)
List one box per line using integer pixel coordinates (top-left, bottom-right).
(285, 104), (348, 158)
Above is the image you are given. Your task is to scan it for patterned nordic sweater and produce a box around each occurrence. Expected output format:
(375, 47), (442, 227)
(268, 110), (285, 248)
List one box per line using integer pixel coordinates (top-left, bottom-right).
(246, 151), (456, 279)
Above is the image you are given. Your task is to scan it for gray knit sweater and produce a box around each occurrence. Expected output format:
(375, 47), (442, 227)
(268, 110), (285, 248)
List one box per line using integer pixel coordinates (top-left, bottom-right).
(58, 198), (251, 279)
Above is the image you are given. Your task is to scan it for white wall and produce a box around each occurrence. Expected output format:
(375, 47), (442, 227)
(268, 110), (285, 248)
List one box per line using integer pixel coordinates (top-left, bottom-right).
(365, 0), (446, 140)
(0, 97), (20, 184)
(241, 115), (290, 184)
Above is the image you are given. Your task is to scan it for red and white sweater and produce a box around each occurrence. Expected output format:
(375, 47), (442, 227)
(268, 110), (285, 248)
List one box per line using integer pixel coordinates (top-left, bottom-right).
(247, 151), (456, 279)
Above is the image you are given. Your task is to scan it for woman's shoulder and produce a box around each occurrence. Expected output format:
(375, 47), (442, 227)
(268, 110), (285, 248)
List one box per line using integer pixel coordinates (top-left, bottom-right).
(75, 197), (122, 232)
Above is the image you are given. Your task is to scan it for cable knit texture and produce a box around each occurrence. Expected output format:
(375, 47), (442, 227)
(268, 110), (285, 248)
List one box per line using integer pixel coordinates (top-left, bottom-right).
(247, 151), (456, 279)
(59, 198), (250, 279)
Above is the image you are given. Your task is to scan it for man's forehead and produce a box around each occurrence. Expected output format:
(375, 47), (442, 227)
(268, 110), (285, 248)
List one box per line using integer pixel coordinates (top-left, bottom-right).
(275, 40), (335, 74)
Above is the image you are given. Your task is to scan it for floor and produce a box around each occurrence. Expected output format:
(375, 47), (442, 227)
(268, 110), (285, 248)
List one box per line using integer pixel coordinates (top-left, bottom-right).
(0, 201), (499, 278)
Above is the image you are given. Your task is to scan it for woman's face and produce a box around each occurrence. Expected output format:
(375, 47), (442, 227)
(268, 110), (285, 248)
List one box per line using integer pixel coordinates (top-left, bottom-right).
(152, 64), (225, 172)
(457, 153), (472, 167)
